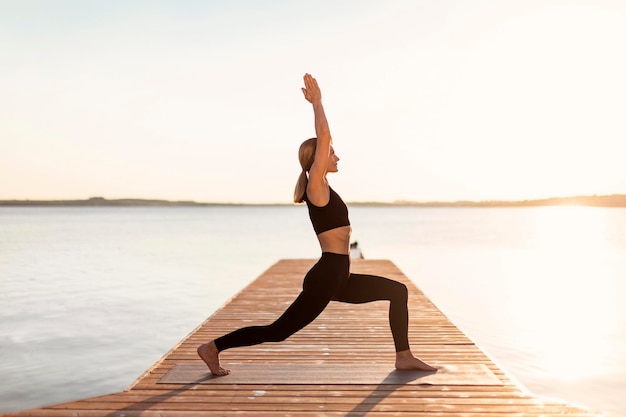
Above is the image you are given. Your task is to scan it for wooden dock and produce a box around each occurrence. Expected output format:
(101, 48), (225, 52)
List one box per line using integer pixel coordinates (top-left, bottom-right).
(3, 259), (619, 416)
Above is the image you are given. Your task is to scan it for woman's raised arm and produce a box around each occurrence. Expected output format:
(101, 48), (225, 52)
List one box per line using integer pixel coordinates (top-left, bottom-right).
(301, 73), (332, 204)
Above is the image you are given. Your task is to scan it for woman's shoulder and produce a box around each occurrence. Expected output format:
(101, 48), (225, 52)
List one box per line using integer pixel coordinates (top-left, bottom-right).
(305, 181), (331, 207)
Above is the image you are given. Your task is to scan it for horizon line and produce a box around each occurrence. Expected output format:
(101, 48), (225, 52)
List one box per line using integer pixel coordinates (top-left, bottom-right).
(2, 194), (626, 207)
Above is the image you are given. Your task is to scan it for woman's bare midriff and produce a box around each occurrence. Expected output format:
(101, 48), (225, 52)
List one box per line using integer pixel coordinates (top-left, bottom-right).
(316, 225), (352, 254)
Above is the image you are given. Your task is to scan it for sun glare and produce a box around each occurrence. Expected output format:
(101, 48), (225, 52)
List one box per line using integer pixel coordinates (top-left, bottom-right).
(504, 207), (619, 382)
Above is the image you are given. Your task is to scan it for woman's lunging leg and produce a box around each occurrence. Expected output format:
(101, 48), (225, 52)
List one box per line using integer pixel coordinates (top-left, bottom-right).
(333, 273), (436, 371)
(333, 273), (410, 351)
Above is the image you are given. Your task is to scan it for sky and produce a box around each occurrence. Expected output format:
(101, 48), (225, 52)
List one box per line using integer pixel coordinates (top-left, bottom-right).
(2, 0), (626, 204)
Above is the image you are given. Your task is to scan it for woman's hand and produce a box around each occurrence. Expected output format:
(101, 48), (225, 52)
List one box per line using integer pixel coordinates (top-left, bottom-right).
(301, 73), (322, 104)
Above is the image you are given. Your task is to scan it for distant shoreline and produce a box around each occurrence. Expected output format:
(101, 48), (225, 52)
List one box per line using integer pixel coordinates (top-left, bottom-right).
(2, 195), (626, 207)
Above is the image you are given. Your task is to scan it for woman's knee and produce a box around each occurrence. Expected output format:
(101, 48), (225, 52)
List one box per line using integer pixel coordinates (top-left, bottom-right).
(392, 281), (408, 303)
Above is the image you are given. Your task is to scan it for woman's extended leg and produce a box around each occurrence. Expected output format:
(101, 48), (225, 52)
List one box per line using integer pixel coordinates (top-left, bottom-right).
(198, 286), (334, 375)
(333, 273), (436, 371)
(199, 255), (346, 375)
(214, 282), (334, 349)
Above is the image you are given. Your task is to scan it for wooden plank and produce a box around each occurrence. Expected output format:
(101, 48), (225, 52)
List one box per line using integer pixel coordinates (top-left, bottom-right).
(1, 259), (618, 417)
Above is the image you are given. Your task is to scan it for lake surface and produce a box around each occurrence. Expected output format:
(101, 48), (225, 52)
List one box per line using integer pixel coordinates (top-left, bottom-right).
(1, 205), (625, 414)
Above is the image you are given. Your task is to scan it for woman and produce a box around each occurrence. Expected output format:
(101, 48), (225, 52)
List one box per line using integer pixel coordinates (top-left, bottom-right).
(198, 73), (436, 376)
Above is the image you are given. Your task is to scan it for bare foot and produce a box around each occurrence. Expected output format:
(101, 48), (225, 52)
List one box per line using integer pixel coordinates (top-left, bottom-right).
(395, 349), (437, 371)
(197, 341), (230, 376)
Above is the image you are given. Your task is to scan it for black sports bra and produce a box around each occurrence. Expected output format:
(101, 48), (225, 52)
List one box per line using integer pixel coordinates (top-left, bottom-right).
(304, 187), (350, 235)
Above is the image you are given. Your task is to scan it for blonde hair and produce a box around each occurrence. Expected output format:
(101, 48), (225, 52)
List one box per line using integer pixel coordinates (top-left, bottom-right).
(293, 138), (317, 203)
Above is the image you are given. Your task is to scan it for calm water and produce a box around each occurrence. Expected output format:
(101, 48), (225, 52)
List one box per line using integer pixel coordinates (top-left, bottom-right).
(1, 206), (625, 415)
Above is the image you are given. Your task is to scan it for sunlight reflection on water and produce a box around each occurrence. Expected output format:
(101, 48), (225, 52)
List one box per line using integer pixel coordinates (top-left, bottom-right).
(504, 207), (620, 382)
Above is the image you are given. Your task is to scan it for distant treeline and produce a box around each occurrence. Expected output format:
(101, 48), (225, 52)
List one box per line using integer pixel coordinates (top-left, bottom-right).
(0, 197), (230, 207)
(2, 195), (626, 207)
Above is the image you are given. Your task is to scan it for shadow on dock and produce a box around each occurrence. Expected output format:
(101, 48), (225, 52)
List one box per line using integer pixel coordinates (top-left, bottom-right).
(104, 376), (209, 417)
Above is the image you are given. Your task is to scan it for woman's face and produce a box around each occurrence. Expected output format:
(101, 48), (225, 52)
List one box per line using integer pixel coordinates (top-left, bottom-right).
(327, 146), (340, 173)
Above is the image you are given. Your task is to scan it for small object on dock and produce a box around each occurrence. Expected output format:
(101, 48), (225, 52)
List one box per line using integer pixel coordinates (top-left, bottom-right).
(349, 240), (364, 259)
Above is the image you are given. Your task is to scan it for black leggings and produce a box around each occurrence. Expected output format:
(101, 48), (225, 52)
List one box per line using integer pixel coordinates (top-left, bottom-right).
(214, 252), (410, 352)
